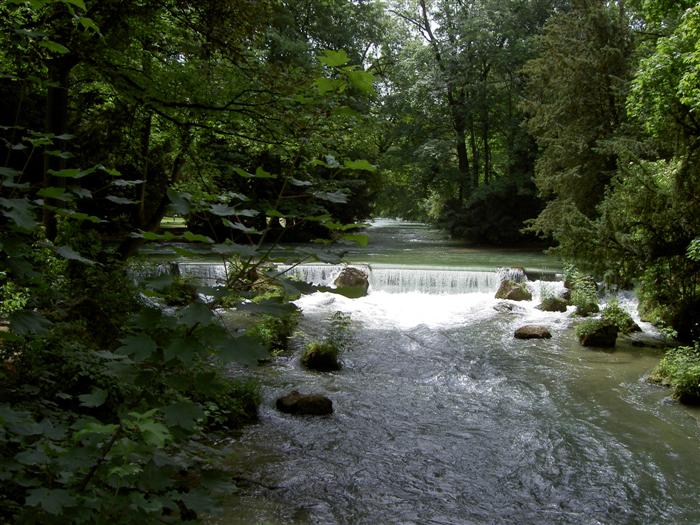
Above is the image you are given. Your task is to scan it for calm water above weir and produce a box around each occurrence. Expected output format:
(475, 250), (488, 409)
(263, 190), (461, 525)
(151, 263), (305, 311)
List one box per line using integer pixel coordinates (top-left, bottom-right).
(209, 221), (700, 525)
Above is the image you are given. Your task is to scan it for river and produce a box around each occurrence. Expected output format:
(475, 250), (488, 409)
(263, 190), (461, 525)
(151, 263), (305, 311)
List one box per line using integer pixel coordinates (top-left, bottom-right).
(206, 220), (700, 525)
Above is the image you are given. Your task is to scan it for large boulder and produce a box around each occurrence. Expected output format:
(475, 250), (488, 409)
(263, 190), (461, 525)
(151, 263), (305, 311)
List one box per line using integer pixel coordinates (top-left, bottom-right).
(276, 391), (333, 416)
(537, 297), (568, 312)
(333, 267), (369, 297)
(514, 325), (552, 339)
(578, 321), (618, 348)
(495, 280), (532, 301)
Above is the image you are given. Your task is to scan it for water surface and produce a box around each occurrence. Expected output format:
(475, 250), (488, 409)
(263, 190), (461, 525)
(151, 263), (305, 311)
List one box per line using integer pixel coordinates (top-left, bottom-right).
(209, 221), (699, 525)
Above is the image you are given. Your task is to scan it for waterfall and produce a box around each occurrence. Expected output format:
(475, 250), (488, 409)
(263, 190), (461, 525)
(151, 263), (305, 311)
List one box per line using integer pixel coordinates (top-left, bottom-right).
(277, 263), (523, 294)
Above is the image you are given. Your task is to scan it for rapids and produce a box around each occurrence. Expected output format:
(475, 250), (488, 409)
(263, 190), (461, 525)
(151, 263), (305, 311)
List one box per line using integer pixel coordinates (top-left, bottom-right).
(209, 221), (700, 525)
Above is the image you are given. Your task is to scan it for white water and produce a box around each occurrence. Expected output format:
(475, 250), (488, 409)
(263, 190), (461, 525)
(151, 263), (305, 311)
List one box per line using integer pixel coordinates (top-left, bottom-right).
(277, 263), (537, 295)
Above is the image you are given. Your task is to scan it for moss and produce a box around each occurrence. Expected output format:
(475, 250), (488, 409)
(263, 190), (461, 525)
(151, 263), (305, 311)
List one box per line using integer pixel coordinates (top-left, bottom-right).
(650, 343), (700, 404)
(301, 341), (341, 371)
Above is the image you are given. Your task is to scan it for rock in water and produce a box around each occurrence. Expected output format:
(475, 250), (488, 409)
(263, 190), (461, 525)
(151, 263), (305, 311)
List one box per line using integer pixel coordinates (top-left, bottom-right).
(495, 280), (532, 301)
(537, 297), (568, 312)
(333, 267), (369, 297)
(276, 391), (333, 416)
(514, 325), (552, 339)
(579, 323), (618, 348)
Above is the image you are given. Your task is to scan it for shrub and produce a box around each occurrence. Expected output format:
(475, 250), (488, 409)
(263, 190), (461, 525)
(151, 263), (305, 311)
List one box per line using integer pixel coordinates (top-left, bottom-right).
(247, 311), (300, 354)
(566, 265), (599, 316)
(650, 343), (700, 404)
(602, 300), (640, 334)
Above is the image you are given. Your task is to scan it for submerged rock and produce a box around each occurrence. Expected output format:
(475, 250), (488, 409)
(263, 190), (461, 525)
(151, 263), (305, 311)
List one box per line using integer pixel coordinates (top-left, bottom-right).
(333, 267), (369, 297)
(276, 390), (333, 416)
(495, 280), (532, 301)
(537, 297), (568, 312)
(514, 325), (552, 339)
(493, 301), (525, 313)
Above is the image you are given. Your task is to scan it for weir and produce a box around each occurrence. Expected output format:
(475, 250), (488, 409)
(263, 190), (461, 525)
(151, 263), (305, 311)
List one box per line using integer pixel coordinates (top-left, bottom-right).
(276, 263), (545, 295)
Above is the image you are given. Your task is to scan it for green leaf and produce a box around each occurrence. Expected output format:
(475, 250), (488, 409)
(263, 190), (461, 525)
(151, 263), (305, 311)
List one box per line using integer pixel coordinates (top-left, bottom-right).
(232, 167), (253, 178)
(164, 401), (204, 431)
(289, 177), (312, 187)
(55, 245), (96, 265)
(178, 303), (215, 327)
(106, 195), (137, 205)
(265, 209), (285, 218)
(47, 168), (89, 178)
(254, 166), (277, 179)
(0, 167), (20, 177)
(179, 490), (217, 514)
(135, 420), (171, 447)
(117, 334), (158, 361)
(78, 388), (107, 408)
(217, 335), (268, 365)
(315, 77), (343, 95)
(182, 231), (213, 243)
(0, 198), (38, 230)
(163, 336), (201, 364)
(112, 179), (144, 187)
(346, 70), (375, 94)
(209, 204), (237, 216)
(167, 189), (190, 215)
(46, 149), (73, 159)
(235, 208), (260, 217)
(313, 190), (348, 203)
(343, 159), (377, 172)
(78, 16), (99, 33)
(9, 310), (51, 336)
(38, 40), (70, 54)
(223, 220), (261, 234)
(54, 133), (75, 141)
(26, 488), (76, 515)
(62, 0), (86, 10)
(319, 49), (350, 67)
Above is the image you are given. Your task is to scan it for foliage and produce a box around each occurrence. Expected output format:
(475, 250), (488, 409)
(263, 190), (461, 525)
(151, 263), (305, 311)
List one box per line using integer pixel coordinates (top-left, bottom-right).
(601, 300), (639, 335)
(650, 343), (700, 404)
(300, 310), (352, 371)
(565, 265), (599, 317)
(247, 311), (300, 355)
(575, 318), (608, 339)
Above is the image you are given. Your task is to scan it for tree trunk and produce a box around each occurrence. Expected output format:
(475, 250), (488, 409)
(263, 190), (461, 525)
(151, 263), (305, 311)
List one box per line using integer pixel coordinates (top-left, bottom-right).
(469, 120), (480, 188)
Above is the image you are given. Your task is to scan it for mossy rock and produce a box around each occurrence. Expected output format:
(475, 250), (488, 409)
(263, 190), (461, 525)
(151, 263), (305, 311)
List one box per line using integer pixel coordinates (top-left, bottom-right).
(537, 297), (568, 312)
(495, 280), (532, 301)
(576, 320), (618, 348)
(301, 341), (341, 371)
(334, 267), (369, 297)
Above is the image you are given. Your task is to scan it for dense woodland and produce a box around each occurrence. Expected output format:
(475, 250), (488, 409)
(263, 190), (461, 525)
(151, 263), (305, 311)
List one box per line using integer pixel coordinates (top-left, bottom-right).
(1, 0), (699, 522)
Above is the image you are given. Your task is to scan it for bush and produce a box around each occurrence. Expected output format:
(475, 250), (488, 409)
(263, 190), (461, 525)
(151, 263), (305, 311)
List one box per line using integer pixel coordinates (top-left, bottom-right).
(247, 311), (300, 354)
(602, 300), (640, 334)
(566, 265), (599, 316)
(650, 343), (700, 404)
